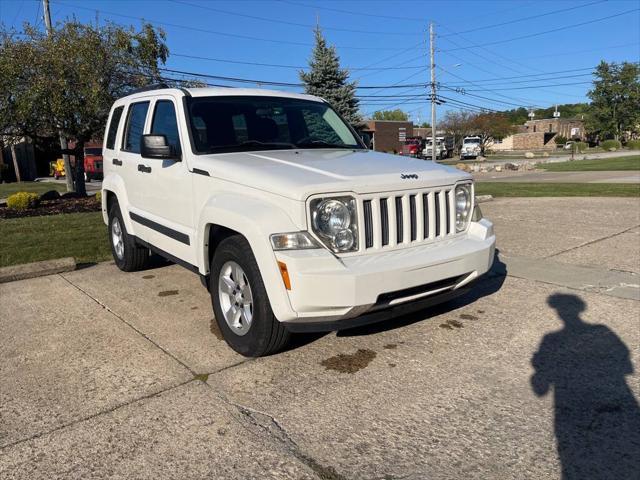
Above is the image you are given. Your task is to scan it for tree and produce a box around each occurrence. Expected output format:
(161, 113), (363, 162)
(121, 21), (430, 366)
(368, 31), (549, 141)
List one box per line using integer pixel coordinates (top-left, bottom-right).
(0, 20), (168, 194)
(440, 111), (474, 152)
(469, 113), (516, 155)
(371, 109), (408, 121)
(300, 27), (360, 125)
(588, 61), (640, 141)
(418, 122), (431, 128)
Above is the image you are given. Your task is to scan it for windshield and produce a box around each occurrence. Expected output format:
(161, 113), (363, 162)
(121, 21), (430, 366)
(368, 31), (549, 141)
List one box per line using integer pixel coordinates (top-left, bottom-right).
(84, 147), (102, 155)
(186, 96), (364, 154)
(463, 138), (480, 145)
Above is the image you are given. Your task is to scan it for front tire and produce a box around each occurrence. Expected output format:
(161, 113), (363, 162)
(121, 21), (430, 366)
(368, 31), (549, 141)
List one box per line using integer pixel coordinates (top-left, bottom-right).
(108, 200), (151, 272)
(210, 235), (290, 357)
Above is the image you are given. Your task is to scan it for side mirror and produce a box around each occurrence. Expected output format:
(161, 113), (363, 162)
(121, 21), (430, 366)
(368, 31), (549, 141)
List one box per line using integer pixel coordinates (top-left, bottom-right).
(141, 134), (179, 160)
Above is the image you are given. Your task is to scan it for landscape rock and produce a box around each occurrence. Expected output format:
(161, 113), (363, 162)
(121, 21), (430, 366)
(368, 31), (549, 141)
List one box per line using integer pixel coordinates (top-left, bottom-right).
(504, 162), (519, 171)
(524, 152), (535, 159)
(455, 162), (470, 172)
(39, 190), (61, 201)
(542, 152), (550, 157)
(495, 165), (502, 172)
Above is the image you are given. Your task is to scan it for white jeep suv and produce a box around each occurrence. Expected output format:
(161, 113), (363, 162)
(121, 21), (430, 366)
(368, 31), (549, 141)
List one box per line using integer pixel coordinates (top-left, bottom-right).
(101, 86), (495, 357)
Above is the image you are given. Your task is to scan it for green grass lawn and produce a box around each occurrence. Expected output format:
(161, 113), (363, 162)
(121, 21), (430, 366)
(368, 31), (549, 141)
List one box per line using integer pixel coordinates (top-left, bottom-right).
(536, 155), (640, 172)
(0, 212), (111, 267)
(0, 181), (67, 198)
(476, 183), (640, 198)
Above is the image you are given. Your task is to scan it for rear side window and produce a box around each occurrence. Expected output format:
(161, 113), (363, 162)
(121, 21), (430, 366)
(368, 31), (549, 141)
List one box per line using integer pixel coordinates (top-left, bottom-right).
(123, 101), (150, 153)
(105, 106), (124, 150)
(151, 100), (181, 156)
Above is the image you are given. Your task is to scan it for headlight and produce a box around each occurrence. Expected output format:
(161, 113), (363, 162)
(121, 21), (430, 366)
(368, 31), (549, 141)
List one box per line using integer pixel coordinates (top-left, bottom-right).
(310, 196), (358, 252)
(455, 183), (473, 232)
(270, 232), (320, 251)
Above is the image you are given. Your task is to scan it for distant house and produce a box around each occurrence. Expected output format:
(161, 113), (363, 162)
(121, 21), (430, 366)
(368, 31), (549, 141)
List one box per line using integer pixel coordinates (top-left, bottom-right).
(491, 118), (586, 151)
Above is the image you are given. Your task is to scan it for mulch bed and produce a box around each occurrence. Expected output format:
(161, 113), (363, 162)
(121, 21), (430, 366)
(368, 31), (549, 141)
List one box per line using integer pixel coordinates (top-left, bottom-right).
(0, 197), (101, 219)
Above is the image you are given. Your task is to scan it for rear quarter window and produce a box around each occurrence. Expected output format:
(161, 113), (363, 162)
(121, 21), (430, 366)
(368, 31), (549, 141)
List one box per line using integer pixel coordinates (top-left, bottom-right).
(105, 106), (124, 150)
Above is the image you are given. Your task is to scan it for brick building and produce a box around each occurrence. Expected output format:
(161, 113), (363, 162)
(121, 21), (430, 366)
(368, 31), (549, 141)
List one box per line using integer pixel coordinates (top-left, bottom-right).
(362, 120), (414, 153)
(491, 118), (585, 151)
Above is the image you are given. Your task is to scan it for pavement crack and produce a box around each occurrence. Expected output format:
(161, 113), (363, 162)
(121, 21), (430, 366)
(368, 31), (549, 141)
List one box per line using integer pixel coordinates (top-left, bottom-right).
(545, 224), (640, 259)
(59, 274), (196, 376)
(0, 379), (193, 451)
(201, 382), (349, 480)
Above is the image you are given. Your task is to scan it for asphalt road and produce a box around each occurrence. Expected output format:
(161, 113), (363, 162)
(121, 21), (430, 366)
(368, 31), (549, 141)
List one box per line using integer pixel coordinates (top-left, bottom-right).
(1, 198), (639, 479)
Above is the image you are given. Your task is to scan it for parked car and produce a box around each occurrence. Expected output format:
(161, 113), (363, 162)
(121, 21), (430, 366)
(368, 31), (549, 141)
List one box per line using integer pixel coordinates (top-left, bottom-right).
(101, 87), (495, 357)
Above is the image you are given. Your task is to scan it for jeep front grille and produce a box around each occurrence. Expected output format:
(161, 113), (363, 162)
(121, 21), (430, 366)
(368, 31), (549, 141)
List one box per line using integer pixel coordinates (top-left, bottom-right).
(360, 187), (456, 251)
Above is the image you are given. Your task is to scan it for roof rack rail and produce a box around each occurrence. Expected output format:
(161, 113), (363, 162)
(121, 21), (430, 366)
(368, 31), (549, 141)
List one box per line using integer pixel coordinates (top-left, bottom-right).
(122, 83), (192, 98)
(125, 83), (170, 96)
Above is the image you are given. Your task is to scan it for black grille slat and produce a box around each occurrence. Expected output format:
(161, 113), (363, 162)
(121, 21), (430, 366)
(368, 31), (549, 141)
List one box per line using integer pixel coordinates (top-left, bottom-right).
(422, 193), (429, 239)
(434, 193), (441, 237)
(445, 190), (451, 235)
(380, 198), (389, 246)
(395, 197), (403, 243)
(363, 200), (373, 248)
(409, 195), (417, 241)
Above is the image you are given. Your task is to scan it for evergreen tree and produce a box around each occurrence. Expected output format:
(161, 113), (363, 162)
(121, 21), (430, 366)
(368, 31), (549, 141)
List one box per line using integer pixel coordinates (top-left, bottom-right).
(300, 27), (360, 125)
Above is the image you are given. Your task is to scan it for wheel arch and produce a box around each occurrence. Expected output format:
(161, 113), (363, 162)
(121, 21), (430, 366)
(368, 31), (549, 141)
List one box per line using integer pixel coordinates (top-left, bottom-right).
(196, 194), (300, 322)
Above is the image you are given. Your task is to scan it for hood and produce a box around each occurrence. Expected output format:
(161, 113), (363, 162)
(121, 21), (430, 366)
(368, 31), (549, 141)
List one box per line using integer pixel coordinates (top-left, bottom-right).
(192, 149), (470, 201)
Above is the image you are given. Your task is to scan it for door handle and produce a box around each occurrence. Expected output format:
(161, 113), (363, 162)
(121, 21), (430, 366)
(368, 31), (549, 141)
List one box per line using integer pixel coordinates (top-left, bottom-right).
(112, 158), (122, 166)
(137, 164), (152, 173)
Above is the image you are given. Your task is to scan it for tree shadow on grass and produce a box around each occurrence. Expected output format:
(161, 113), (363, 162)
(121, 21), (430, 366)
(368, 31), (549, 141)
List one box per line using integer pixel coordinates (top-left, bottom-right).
(531, 293), (640, 479)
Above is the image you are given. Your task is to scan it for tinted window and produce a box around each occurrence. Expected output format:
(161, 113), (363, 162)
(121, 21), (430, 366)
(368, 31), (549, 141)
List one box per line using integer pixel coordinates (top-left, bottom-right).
(105, 106), (124, 150)
(123, 102), (150, 153)
(151, 100), (181, 156)
(186, 96), (362, 154)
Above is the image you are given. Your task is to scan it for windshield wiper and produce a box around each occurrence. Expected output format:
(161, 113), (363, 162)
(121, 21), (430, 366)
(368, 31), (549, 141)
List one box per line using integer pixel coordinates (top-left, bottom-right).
(296, 140), (357, 149)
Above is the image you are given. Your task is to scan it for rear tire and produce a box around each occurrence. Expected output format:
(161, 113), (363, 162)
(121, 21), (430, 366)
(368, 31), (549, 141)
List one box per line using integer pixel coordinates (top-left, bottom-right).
(210, 235), (290, 357)
(108, 200), (151, 272)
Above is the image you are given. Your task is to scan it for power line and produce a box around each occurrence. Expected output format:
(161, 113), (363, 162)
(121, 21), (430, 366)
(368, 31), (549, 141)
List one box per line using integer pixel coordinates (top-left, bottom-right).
(51, 0), (416, 51)
(439, 0), (606, 37)
(279, 0), (426, 23)
(171, 52), (425, 71)
(463, 81), (594, 92)
(440, 7), (639, 52)
(169, 0), (422, 36)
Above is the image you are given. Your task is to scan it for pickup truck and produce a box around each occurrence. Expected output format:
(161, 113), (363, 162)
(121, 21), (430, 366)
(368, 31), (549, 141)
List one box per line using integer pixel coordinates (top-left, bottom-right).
(101, 86), (495, 357)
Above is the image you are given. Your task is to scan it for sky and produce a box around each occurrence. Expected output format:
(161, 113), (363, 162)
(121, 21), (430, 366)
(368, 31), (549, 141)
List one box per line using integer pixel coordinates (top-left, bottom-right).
(1, 0), (639, 123)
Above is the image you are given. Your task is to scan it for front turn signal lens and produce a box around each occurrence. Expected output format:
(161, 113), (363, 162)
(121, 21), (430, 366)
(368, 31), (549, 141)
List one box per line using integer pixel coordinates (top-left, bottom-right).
(277, 261), (291, 290)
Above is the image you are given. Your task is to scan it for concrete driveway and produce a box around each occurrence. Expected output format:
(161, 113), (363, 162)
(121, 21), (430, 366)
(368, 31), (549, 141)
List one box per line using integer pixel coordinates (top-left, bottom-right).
(1, 198), (639, 479)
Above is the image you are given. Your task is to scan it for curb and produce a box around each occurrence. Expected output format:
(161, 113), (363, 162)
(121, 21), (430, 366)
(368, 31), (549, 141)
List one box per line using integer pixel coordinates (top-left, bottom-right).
(0, 257), (76, 284)
(476, 195), (493, 203)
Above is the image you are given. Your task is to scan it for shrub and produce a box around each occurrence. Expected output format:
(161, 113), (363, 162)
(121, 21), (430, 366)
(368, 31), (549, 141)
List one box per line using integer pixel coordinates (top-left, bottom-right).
(95, 191), (102, 204)
(572, 142), (588, 153)
(554, 135), (567, 145)
(600, 139), (622, 151)
(6, 192), (40, 210)
(626, 140), (640, 150)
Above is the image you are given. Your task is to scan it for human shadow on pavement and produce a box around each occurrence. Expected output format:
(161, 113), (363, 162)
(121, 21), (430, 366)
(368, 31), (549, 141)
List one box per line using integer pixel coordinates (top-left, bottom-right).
(530, 293), (640, 480)
(336, 249), (507, 338)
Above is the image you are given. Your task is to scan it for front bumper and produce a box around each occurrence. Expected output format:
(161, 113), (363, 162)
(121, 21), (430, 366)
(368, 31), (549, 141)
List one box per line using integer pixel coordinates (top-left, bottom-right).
(275, 219), (495, 328)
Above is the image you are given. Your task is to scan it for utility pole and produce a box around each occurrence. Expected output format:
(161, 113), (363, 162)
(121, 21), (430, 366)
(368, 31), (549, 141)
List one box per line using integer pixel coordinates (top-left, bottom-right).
(43, 0), (74, 192)
(429, 22), (437, 162)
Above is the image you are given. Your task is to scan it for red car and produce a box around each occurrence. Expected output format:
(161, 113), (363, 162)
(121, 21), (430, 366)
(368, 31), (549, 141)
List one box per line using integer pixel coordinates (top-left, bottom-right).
(83, 146), (103, 182)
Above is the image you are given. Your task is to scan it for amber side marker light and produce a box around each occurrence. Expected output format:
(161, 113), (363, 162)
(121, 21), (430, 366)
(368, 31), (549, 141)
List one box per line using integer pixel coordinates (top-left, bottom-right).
(277, 261), (292, 290)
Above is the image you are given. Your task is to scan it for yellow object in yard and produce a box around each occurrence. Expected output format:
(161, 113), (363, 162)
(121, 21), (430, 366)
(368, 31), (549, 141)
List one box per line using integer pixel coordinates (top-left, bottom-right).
(50, 158), (66, 179)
